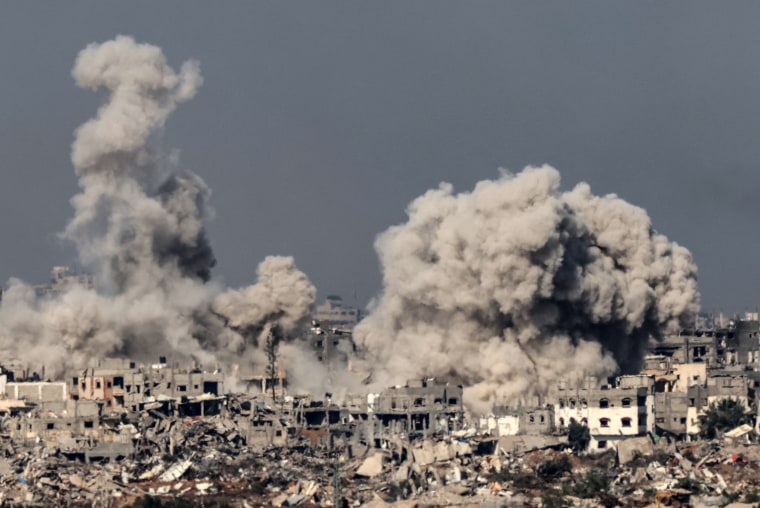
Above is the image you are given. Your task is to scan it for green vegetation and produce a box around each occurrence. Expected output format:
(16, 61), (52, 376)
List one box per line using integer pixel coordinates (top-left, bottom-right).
(541, 489), (571, 508)
(744, 490), (760, 504)
(674, 476), (703, 494)
(564, 469), (610, 498)
(698, 398), (748, 439)
(537, 456), (572, 482)
(567, 421), (590, 452)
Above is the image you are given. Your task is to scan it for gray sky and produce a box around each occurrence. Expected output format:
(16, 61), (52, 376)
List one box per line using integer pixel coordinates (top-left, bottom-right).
(0, 2), (759, 313)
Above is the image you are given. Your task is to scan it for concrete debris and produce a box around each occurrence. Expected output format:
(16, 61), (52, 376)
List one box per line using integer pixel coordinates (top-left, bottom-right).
(355, 452), (384, 478)
(617, 435), (654, 464)
(725, 424), (754, 439)
(2, 353), (760, 506)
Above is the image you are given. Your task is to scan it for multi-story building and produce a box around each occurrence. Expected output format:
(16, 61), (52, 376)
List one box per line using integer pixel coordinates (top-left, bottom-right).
(479, 405), (554, 436)
(312, 295), (362, 330)
(554, 375), (654, 452)
(69, 357), (224, 413)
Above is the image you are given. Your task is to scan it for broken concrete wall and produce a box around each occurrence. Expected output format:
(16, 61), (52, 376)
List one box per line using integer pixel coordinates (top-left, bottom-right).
(6, 382), (67, 402)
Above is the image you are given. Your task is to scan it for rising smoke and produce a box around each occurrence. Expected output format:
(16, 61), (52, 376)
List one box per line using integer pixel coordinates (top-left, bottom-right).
(0, 36), (316, 376)
(354, 166), (700, 413)
(0, 37), (701, 411)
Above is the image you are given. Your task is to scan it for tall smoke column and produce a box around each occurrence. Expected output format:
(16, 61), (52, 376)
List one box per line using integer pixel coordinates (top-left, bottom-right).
(354, 166), (699, 413)
(0, 36), (316, 375)
(67, 35), (212, 289)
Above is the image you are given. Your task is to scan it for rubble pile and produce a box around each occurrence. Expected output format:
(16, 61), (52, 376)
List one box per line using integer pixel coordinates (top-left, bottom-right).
(2, 398), (760, 506)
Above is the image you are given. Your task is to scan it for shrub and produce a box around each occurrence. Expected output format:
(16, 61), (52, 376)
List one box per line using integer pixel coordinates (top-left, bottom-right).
(674, 476), (703, 494)
(541, 489), (570, 508)
(537, 456), (572, 482)
(570, 469), (609, 498)
(744, 490), (760, 504)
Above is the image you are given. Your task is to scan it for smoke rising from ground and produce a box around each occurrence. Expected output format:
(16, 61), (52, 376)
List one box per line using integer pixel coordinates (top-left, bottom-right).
(354, 166), (699, 413)
(0, 37), (702, 412)
(0, 36), (316, 376)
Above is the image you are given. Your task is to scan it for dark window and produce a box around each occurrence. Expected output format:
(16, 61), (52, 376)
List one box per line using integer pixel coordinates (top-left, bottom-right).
(600, 418), (610, 428)
(46, 423), (54, 430)
(72, 377), (78, 385)
(598, 440), (607, 449)
(529, 415), (535, 424)
(95, 381), (101, 389)
(599, 398), (609, 408)
(680, 417), (687, 424)
(84, 421), (94, 429)
(621, 398), (631, 408)
(621, 418), (632, 428)
(414, 398), (425, 407)
(178, 385), (187, 392)
(448, 398), (458, 405)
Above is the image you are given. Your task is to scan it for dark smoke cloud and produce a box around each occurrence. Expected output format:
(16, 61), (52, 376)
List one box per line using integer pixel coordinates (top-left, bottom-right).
(0, 36), (316, 377)
(354, 166), (700, 413)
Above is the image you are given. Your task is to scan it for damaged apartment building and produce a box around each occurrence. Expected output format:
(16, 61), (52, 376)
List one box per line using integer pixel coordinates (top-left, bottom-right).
(642, 320), (760, 439)
(69, 357), (225, 417)
(477, 375), (656, 454)
(473, 320), (760, 452)
(553, 374), (655, 452)
(0, 351), (466, 458)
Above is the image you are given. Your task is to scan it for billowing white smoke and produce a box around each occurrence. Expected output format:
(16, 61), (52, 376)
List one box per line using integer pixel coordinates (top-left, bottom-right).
(354, 166), (699, 413)
(0, 36), (316, 376)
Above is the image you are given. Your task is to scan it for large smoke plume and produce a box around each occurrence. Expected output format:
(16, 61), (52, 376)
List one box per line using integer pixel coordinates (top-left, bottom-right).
(0, 36), (316, 376)
(354, 166), (699, 413)
(0, 36), (702, 410)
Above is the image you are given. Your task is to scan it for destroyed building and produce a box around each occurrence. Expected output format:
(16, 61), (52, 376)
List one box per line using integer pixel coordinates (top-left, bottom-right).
(367, 379), (465, 440)
(311, 294), (362, 331)
(69, 357), (224, 414)
(307, 320), (355, 367)
(33, 266), (96, 298)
